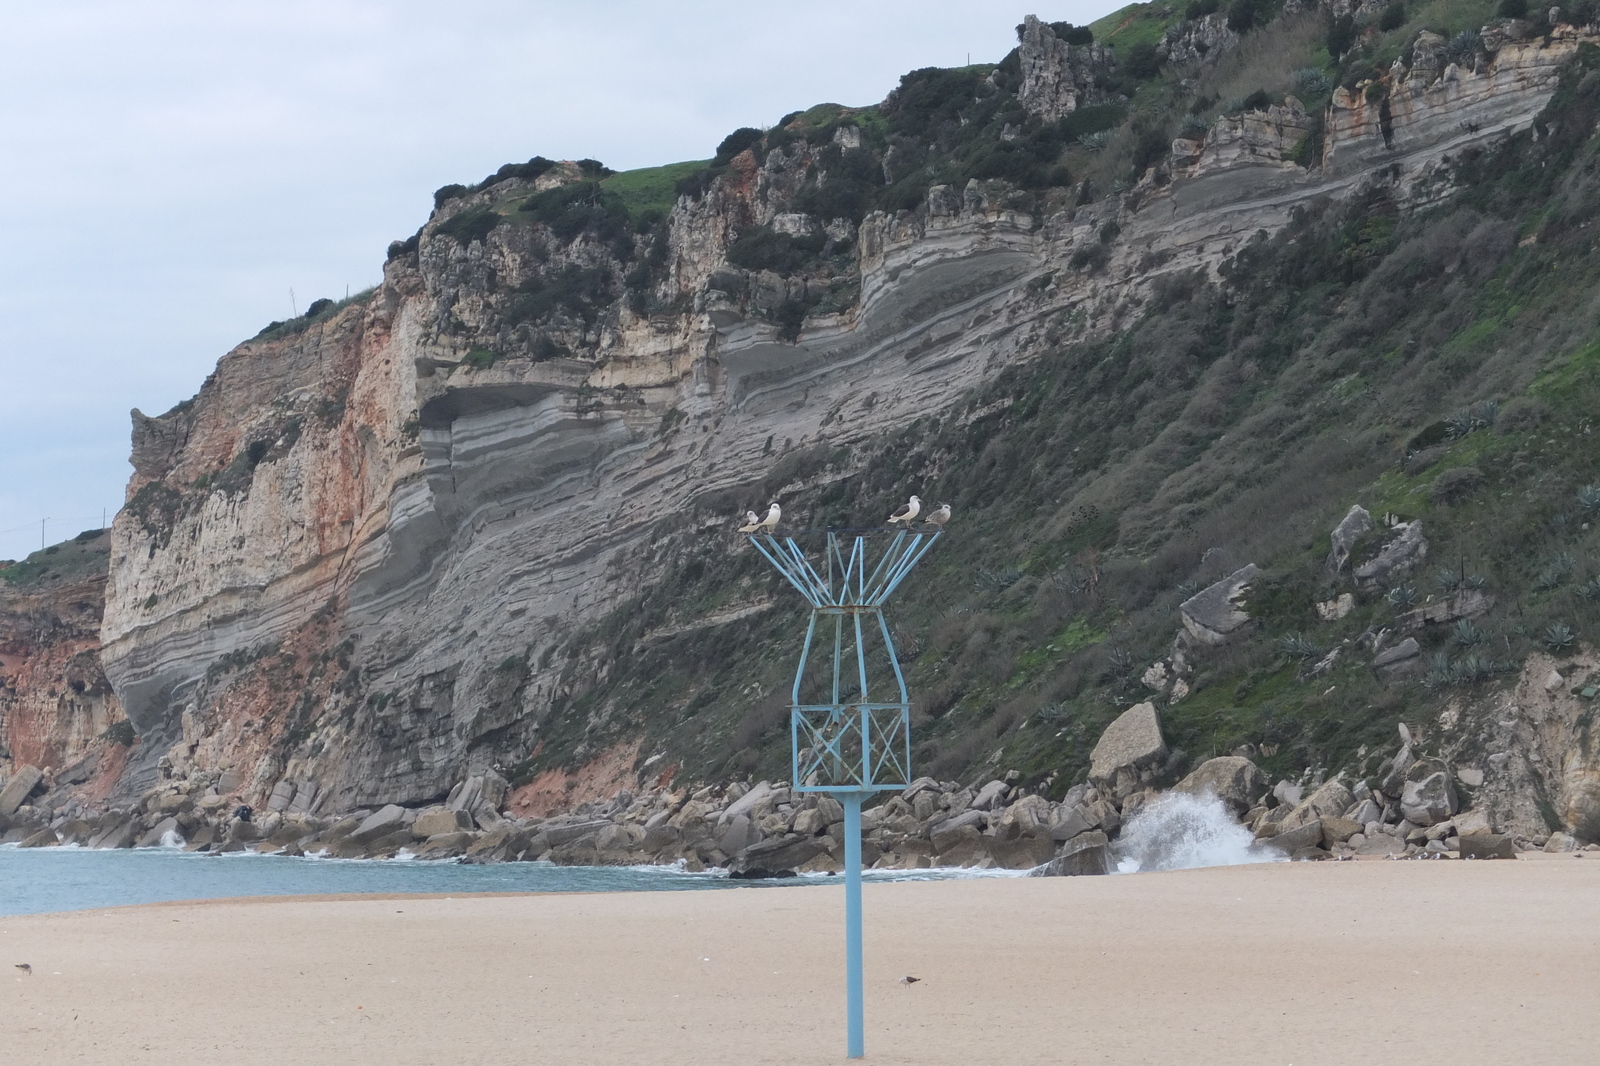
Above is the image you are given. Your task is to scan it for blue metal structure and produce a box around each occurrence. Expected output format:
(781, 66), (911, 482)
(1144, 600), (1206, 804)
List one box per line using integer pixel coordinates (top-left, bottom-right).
(748, 527), (941, 1059)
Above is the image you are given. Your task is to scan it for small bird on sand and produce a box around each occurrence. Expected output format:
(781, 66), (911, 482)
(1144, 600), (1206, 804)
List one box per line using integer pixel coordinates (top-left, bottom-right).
(887, 496), (921, 526)
(756, 501), (781, 532)
(923, 503), (951, 528)
(737, 510), (762, 533)
(15, 964), (31, 975)
(898, 975), (921, 986)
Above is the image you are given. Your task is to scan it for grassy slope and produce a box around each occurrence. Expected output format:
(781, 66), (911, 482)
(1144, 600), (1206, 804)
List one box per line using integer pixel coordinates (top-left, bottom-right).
(602, 160), (710, 219)
(512, 42), (1600, 796)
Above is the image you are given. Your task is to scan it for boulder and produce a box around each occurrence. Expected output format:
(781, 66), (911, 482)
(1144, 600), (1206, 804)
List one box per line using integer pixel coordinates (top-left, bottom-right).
(412, 808), (473, 838)
(266, 780), (297, 812)
(1281, 780), (1353, 832)
(1453, 808), (1492, 837)
(1372, 637), (1422, 676)
(414, 831), (477, 858)
(1354, 521), (1427, 591)
(929, 810), (986, 852)
(1273, 780), (1303, 808)
(1050, 804), (1096, 842)
(17, 827), (58, 848)
(815, 795), (845, 824)
(1327, 504), (1373, 572)
(1263, 819), (1323, 855)
(542, 819), (614, 847)
(1320, 816), (1362, 848)
(932, 827), (992, 868)
(1396, 590), (1495, 632)
(1346, 798), (1382, 826)
(791, 809), (826, 837)
(1088, 703), (1168, 786)
(720, 781), (773, 824)
(136, 816), (182, 848)
(1029, 831), (1110, 876)
(729, 834), (825, 879)
(990, 830), (1054, 869)
(1544, 832), (1579, 853)
(716, 813), (757, 853)
(1460, 833), (1518, 860)
(0, 765), (43, 818)
(1355, 832), (1406, 857)
(1401, 770), (1458, 827)
(351, 804), (412, 845)
(1172, 756), (1267, 815)
(1179, 565), (1261, 645)
(970, 780), (1010, 811)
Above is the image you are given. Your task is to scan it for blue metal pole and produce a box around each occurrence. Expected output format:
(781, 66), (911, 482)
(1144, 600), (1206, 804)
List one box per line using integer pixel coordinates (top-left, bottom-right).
(844, 791), (864, 1059)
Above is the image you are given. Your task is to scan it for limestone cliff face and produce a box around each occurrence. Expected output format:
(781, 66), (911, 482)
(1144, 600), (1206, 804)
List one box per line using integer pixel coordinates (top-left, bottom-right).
(95, 14), (1598, 813)
(0, 534), (127, 798)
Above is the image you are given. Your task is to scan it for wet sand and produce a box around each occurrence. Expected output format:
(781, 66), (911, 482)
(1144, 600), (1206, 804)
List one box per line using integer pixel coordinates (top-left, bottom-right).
(2, 857), (1596, 1065)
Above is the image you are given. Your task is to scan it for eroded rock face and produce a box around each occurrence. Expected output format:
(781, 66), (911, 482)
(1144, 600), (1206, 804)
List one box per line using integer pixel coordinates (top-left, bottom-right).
(1016, 15), (1116, 121)
(0, 541), (126, 801)
(86, 15), (1599, 813)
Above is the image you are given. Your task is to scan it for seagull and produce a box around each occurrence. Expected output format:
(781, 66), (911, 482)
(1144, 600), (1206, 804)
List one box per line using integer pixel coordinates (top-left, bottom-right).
(923, 503), (951, 528)
(887, 496), (921, 526)
(15, 963), (30, 975)
(756, 501), (781, 532)
(898, 975), (921, 985)
(737, 510), (762, 533)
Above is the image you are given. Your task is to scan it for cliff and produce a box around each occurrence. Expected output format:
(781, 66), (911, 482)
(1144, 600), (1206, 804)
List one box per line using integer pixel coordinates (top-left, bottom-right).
(0, 531), (129, 809)
(45, 3), (1600, 848)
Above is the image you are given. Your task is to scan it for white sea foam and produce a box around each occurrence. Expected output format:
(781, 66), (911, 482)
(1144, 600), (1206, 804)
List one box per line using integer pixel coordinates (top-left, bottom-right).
(1112, 792), (1280, 874)
(158, 829), (185, 849)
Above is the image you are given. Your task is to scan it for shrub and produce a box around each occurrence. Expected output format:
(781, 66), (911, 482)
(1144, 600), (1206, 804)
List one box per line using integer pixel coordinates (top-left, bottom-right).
(1430, 466), (1484, 503)
(1327, 15), (1356, 58)
(1049, 22), (1095, 44)
(1186, 0), (1220, 18)
(434, 206), (502, 246)
(517, 181), (633, 256)
(507, 265), (615, 326)
(463, 348), (502, 369)
(1378, 2), (1407, 32)
(386, 233), (420, 260)
(726, 227), (827, 275)
(713, 127), (764, 166)
(433, 183), (469, 208)
(1124, 41), (1163, 81)
(1241, 89), (1274, 112)
(304, 297), (333, 319)
(1498, 0), (1529, 17)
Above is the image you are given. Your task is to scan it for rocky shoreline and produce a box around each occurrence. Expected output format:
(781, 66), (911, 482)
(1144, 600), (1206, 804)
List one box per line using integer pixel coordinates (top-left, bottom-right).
(4, 702), (1590, 874)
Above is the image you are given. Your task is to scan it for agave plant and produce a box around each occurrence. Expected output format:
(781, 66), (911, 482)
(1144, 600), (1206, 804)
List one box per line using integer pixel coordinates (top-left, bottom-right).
(1178, 114), (1210, 137)
(1578, 484), (1600, 517)
(1535, 552), (1576, 590)
(1388, 584), (1420, 608)
(1433, 568), (1463, 593)
(1291, 67), (1334, 95)
(1453, 619), (1485, 647)
(1577, 576), (1600, 601)
(1545, 623), (1577, 652)
(1078, 129), (1116, 152)
(1422, 652), (1455, 690)
(1276, 634), (1323, 659)
(1446, 29), (1481, 64)
(1463, 573), (1489, 590)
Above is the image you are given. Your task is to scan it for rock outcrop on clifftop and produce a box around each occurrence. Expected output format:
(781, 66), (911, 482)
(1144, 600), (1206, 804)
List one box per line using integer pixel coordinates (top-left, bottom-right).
(9, 2), (1600, 850)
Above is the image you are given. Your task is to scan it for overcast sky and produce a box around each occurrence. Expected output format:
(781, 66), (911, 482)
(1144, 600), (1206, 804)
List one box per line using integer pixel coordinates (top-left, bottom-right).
(0, 0), (1114, 563)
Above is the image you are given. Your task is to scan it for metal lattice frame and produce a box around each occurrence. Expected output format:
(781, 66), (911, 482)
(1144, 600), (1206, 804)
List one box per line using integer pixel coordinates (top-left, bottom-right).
(748, 529), (940, 792)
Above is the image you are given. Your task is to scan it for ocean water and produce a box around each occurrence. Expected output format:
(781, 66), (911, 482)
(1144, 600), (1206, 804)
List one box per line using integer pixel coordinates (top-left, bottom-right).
(0, 844), (1016, 917)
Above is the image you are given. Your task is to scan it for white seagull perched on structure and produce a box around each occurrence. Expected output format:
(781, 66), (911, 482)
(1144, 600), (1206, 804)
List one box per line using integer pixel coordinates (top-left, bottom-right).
(756, 501), (781, 532)
(923, 503), (951, 528)
(887, 495), (921, 526)
(737, 510), (762, 533)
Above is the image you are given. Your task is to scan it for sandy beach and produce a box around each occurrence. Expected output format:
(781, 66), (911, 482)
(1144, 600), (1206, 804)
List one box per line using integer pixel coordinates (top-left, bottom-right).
(2, 857), (1596, 1065)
